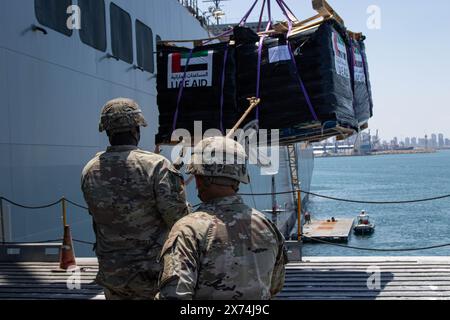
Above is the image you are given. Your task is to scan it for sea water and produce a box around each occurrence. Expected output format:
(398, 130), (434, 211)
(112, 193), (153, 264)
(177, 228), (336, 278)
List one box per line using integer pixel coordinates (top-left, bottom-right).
(303, 149), (450, 256)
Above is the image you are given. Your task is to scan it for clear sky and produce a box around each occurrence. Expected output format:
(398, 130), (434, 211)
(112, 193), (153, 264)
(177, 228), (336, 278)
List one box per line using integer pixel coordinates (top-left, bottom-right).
(199, 0), (450, 142)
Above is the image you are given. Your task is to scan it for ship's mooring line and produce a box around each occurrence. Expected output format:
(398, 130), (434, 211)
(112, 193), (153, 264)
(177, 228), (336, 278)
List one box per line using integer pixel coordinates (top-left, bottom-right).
(72, 239), (95, 245)
(1, 238), (95, 246)
(4, 237), (449, 252)
(302, 236), (450, 252)
(64, 199), (89, 210)
(0, 239), (63, 245)
(0, 197), (62, 210)
(0, 196), (89, 211)
(2, 189), (450, 212)
(239, 190), (450, 204)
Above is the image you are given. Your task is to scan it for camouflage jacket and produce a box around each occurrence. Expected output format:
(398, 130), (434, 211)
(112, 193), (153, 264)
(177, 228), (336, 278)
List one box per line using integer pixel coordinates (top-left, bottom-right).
(81, 145), (189, 293)
(156, 195), (287, 300)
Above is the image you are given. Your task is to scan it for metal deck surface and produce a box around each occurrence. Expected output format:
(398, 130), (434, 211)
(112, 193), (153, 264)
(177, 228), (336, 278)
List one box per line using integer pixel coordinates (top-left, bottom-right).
(0, 258), (104, 300)
(280, 256), (450, 300)
(1, 257), (449, 300)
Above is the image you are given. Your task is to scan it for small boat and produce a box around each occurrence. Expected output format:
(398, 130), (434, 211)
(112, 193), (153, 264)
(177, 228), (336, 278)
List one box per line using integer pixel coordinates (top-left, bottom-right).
(353, 210), (375, 235)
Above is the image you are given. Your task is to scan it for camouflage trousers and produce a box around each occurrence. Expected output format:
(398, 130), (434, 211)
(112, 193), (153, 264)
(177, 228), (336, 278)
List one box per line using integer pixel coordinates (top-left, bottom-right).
(98, 270), (159, 300)
(103, 283), (158, 300)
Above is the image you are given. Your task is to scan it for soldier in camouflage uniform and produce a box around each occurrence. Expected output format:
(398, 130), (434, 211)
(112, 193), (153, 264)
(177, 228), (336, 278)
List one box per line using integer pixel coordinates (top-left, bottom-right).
(156, 136), (287, 300)
(81, 98), (189, 300)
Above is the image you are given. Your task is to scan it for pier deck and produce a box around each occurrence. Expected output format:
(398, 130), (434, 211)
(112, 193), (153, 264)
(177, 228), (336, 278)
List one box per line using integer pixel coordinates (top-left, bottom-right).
(1, 256), (449, 300)
(303, 218), (354, 242)
(279, 256), (450, 300)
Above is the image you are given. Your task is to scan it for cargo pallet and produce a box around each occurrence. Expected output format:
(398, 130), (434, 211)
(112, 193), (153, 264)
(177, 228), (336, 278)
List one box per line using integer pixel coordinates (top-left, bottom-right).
(156, 0), (370, 147)
(279, 122), (356, 145)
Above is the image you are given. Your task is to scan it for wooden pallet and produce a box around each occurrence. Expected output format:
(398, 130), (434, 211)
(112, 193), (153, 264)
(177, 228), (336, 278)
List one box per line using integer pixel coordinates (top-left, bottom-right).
(279, 122), (356, 145)
(259, 0), (345, 38)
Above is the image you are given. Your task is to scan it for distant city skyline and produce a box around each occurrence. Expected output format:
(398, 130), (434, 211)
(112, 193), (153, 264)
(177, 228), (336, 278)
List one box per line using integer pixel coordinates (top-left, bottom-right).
(383, 132), (450, 149)
(317, 131), (450, 151)
(374, 131), (450, 146)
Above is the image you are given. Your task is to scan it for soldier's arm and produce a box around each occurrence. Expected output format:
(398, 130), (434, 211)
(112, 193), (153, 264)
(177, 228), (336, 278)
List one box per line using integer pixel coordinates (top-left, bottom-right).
(156, 218), (202, 300)
(270, 228), (288, 297)
(155, 160), (190, 228)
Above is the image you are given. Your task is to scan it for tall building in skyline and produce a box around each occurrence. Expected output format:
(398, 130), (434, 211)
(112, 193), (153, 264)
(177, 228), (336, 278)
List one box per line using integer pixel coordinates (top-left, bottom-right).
(431, 134), (437, 148)
(392, 137), (398, 147)
(438, 133), (444, 148)
(418, 138), (425, 147)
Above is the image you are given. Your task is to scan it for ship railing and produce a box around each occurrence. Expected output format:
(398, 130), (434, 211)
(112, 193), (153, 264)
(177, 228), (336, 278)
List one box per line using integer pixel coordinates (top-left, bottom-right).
(177, 0), (213, 29)
(2, 191), (450, 253)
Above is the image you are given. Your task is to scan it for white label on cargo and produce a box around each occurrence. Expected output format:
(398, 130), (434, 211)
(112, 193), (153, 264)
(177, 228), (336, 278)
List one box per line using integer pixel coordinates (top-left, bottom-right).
(269, 45), (291, 63)
(331, 31), (350, 79)
(353, 46), (366, 83)
(167, 50), (214, 89)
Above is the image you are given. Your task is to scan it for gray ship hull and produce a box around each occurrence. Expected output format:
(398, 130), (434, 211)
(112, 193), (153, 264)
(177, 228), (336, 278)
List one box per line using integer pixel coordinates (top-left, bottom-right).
(0, 0), (314, 256)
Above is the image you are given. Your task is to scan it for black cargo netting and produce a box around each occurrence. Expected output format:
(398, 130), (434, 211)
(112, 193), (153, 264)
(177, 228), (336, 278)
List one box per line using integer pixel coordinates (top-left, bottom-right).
(155, 19), (374, 145)
(349, 38), (372, 125)
(156, 42), (237, 144)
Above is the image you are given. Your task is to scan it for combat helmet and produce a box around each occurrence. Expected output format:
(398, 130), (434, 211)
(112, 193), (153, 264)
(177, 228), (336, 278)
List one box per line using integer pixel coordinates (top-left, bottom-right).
(99, 98), (148, 133)
(186, 136), (250, 184)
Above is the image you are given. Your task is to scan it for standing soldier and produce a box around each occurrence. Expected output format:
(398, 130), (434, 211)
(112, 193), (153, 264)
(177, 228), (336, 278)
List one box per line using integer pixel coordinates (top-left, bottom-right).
(156, 136), (287, 300)
(81, 98), (189, 300)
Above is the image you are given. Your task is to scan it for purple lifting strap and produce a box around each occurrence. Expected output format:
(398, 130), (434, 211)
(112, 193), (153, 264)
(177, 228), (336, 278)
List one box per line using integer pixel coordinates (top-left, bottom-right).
(266, 0), (273, 29)
(255, 37), (265, 121)
(254, 0), (273, 121)
(257, 0), (267, 32)
(239, 0), (260, 26)
(172, 1), (261, 134)
(172, 48), (194, 133)
(278, 0), (298, 21)
(219, 45), (229, 134)
(276, 0), (319, 121)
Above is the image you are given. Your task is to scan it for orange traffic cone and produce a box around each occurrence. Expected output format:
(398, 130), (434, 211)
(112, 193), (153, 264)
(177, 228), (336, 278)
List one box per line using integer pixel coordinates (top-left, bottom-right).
(59, 225), (77, 270)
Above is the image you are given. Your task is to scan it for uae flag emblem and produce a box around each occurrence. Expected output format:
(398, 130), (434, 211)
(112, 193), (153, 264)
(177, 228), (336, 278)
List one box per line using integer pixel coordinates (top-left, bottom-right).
(332, 31), (350, 79)
(168, 50), (214, 89)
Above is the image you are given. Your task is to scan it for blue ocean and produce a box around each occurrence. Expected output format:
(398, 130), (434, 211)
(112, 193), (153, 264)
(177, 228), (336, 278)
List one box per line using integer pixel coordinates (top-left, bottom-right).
(303, 149), (450, 256)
